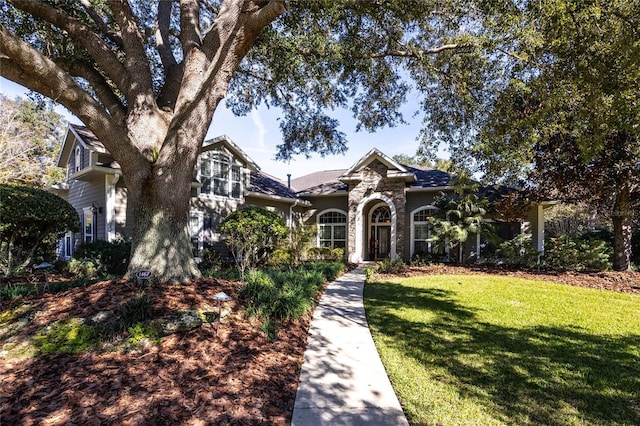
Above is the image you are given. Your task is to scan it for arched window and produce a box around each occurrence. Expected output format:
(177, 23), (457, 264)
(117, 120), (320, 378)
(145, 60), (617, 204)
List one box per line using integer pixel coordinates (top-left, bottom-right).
(371, 205), (391, 223)
(412, 207), (437, 254)
(318, 210), (347, 249)
(200, 151), (242, 198)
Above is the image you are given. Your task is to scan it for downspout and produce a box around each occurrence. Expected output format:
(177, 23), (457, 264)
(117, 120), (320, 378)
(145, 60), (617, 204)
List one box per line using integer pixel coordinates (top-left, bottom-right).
(289, 199), (300, 242)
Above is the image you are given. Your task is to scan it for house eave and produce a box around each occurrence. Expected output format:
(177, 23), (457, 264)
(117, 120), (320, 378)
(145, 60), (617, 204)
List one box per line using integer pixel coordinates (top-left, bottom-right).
(406, 186), (453, 192)
(245, 191), (312, 206)
(69, 166), (122, 181)
(297, 191), (348, 198)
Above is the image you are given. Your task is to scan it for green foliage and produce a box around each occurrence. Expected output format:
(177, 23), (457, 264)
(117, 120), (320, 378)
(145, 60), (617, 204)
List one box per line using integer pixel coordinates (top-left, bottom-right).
(430, 193), (494, 263)
(66, 258), (103, 280)
(115, 291), (151, 333)
(496, 233), (540, 268)
(0, 184), (80, 276)
(410, 251), (446, 266)
(288, 224), (317, 263)
(543, 237), (613, 272)
(0, 95), (67, 188)
(0, 283), (36, 301)
(35, 318), (95, 355)
(240, 261), (345, 338)
(220, 207), (288, 279)
(375, 258), (406, 274)
(307, 246), (344, 261)
(632, 228), (640, 267)
(364, 267), (374, 282)
(267, 247), (295, 268)
(198, 248), (223, 273)
(127, 322), (160, 347)
(74, 239), (131, 276)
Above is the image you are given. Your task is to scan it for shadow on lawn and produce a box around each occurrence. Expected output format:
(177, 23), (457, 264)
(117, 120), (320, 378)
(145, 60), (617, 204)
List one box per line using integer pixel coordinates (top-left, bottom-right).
(365, 281), (640, 425)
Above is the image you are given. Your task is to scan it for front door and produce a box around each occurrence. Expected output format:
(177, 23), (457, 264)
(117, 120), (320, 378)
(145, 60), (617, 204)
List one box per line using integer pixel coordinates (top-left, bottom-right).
(368, 204), (393, 260)
(376, 226), (391, 259)
(369, 224), (391, 260)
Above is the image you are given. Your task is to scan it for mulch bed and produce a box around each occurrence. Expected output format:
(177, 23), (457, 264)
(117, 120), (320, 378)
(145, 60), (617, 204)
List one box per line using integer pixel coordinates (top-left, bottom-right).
(1, 278), (309, 425)
(2, 266), (638, 425)
(386, 265), (640, 295)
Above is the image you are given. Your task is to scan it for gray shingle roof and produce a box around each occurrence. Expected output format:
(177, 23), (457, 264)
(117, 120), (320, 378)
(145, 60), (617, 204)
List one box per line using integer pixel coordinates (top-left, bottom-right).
(71, 124), (106, 150)
(248, 171), (299, 199)
(291, 169), (348, 195)
(405, 165), (454, 188)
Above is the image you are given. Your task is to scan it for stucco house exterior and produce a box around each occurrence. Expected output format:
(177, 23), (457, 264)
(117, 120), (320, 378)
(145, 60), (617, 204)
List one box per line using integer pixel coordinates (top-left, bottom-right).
(50, 124), (552, 264)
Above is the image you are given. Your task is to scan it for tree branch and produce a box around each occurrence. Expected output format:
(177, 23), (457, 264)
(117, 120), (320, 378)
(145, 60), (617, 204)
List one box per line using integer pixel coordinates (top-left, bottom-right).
(156, 0), (178, 70)
(64, 60), (127, 125)
(156, 0), (183, 111)
(0, 27), (143, 172)
(180, 0), (202, 52)
(246, 0), (285, 32)
(7, 0), (130, 93)
(78, 0), (123, 47)
(371, 43), (469, 59)
(108, 0), (154, 97)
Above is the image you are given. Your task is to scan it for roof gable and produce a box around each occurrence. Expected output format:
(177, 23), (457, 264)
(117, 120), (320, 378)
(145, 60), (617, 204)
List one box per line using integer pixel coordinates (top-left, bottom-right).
(340, 148), (408, 177)
(339, 148), (416, 184)
(56, 123), (107, 167)
(201, 135), (260, 172)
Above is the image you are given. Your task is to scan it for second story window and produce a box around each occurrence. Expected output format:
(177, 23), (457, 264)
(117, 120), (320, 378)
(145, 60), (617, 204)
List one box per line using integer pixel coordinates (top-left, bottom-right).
(200, 152), (242, 198)
(74, 146), (82, 173)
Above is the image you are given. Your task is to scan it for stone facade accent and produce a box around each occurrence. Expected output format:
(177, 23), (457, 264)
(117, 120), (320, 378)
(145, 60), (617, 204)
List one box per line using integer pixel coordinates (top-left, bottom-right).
(346, 160), (407, 261)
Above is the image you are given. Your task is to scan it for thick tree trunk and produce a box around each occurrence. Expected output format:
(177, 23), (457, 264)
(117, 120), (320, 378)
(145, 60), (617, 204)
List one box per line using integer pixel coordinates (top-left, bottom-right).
(126, 185), (200, 284)
(612, 186), (632, 271)
(124, 139), (201, 283)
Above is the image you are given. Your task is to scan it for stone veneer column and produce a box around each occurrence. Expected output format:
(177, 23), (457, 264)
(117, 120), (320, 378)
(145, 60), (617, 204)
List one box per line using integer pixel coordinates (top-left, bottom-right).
(346, 160), (407, 262)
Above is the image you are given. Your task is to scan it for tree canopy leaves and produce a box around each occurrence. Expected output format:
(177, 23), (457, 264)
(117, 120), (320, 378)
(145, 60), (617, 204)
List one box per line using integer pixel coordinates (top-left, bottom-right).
(0, 95), (66, 188)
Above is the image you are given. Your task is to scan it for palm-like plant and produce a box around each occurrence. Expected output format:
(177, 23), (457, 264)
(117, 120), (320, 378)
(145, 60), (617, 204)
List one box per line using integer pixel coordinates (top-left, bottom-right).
(430, 193), (494, 263)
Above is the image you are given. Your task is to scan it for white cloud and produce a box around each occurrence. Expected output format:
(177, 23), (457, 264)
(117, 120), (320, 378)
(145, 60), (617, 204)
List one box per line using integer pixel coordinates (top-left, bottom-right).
(251, 109), (266, 149)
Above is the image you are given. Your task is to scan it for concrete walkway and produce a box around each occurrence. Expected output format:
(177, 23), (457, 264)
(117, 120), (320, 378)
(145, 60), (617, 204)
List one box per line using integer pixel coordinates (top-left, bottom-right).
(291, 267), (409, 426)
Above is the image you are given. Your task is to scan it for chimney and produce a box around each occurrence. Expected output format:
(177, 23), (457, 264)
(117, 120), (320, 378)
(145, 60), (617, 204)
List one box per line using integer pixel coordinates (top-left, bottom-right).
(287, 174), (291, 189)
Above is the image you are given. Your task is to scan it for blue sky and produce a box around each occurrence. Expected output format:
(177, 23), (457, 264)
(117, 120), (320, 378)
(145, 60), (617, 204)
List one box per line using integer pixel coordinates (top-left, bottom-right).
(1, 77), (444, 182)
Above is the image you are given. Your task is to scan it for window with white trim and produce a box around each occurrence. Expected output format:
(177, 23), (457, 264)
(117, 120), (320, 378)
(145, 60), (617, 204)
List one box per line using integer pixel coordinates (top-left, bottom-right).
(74, 146), (83, 173)
(318, 210), (347, 249)
(82, 207), (95, 243)
(61, 232), (74, 259)
(413, 207), (437, 254)
(189, 213), (202, 257)
(200, 152), (242, 198)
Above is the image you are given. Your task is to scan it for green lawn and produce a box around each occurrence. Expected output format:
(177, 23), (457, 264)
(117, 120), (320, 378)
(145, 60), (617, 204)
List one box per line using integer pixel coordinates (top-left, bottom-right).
(364, 275), (640, 425)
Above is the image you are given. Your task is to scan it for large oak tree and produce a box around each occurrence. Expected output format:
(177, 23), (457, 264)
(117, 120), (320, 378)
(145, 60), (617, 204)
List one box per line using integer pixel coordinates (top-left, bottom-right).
(1, 0), (512, 281)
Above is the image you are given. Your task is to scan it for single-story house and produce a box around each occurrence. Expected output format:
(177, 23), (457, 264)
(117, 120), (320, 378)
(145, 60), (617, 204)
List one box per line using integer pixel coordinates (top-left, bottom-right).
(50, 124), (553, 263)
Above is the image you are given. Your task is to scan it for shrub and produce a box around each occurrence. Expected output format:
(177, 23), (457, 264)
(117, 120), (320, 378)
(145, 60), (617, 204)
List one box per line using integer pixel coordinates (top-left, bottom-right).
(198, 248), (223, 272)
(364, 267), (374, 282)
(74, 239), (131, 276)
(267, 247), (295, 268)
(1, 184), (80, 276)
(220, 207), (288, 278)
(375, 258), (406, 274)
(410, 251), (445, 266)
(543, 236), (612, 272)
(330, 247), (345, 260)
(496, 233), (540, 268)
(241, 261), (344, 338)
(632, 228), (640, 267)
(66, 258), (103, 280)
(307, 246), (332, 260)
